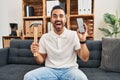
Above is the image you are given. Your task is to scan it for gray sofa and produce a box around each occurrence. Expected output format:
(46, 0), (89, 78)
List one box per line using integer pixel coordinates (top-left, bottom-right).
(0, 39), (120, 80)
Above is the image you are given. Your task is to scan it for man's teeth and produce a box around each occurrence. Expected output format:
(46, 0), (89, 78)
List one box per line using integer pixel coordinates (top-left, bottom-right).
(56, 23), (61, 25)
(56, 24), (60, 25)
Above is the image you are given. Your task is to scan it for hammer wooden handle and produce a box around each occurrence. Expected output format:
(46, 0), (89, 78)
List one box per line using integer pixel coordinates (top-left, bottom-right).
(34, 27), (38, 56)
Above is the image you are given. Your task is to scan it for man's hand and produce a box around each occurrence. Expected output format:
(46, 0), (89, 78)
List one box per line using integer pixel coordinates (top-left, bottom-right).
(31, 42), (39, 55)
(30, 42), (46, 64)
(77, 23), (88, 41)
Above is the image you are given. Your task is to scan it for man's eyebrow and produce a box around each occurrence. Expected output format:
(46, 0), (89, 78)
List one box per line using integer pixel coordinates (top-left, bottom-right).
(52, 14), (57, 15)
(52, 14), (64, 16)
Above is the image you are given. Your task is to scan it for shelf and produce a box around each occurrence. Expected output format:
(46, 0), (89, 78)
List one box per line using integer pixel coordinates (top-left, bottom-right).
(2, 36), (21, 39)
(70, 14), (94, 18)
(23, 16), (43, 19)
(2, 36), (21, 48)
(23, 36), (41, 39)
(3, 0), (94, 48)
(22, 0), (94, 39)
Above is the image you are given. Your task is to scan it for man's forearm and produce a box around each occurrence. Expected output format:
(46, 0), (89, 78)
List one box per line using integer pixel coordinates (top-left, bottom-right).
(78, 43), (90, 62)
(33, 53), (46, 64)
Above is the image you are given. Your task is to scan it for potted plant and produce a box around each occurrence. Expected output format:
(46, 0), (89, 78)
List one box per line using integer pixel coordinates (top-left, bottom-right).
(98, 12), (120, 38)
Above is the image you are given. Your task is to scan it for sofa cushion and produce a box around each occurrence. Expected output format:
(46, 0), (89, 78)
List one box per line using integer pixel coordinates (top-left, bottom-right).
(0, 48), (8, 66)
(77, 40), (102, 68)
(8, 48), (37, 64)
(8, 39), (39, 65)
(0, 64), (40, 80)
(100, 38), (120, 72)
(81, 68), (120, 80)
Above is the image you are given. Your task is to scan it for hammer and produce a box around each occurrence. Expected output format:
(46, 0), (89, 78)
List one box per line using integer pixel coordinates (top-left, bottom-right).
(29, 21), (42, 56)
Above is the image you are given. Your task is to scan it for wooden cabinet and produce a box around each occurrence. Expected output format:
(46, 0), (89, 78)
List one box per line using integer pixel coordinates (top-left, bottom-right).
(3, 0), (94, 48)
(22, 0), (94, 39)
(2, 36), (21, 48)
(22, 0), (45, 39)
(68, 0), (94, 39)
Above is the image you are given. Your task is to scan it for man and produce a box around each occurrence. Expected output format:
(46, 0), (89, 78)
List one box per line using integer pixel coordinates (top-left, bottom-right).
(24, 5), (89, 80)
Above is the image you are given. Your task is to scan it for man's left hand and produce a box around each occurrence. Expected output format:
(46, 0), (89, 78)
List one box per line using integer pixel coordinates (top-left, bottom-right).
(77, 23), (88, 41)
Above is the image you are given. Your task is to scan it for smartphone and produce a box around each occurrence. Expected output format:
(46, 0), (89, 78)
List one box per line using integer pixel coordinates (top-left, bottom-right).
(77, 18), (85, 33)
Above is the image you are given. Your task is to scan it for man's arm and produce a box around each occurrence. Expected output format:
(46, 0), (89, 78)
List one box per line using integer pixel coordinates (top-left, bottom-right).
(31, 42), (46, 64)
(76, 43), (89, 62)
(76, 23), (90, 62)
(34, 53), (47, 64)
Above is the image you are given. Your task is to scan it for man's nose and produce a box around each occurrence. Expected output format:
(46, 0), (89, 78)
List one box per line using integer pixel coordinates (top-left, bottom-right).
(56, 16), (61, 20)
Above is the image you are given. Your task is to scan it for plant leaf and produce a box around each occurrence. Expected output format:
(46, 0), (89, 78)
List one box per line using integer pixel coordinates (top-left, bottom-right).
(99, 12), (120, 38)
(104, 13), (116, 25)
(98, 28), (113, 37)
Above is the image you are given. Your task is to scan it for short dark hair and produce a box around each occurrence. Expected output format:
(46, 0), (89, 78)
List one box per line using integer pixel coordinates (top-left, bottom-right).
(51, 5), (65, 16)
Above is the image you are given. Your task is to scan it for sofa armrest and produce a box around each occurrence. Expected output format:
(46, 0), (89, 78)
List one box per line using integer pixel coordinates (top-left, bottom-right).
(0, 48), (9, 66)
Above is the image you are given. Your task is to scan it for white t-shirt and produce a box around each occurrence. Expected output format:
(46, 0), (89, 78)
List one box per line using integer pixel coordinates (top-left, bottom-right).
(39, 27), (81, 68)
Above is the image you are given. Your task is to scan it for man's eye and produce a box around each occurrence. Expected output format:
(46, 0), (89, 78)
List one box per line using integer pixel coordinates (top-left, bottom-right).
(52, 15), (57, 18)
(60, 15), (64, 18)
(52, 14), (65, 18)
(54, 16), (57, 18)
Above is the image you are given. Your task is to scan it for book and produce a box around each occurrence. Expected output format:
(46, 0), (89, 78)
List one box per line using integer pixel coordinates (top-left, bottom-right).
(78, 0), (84, 14)
(46, 0), (60, 16)
(84, 0), (92, 14)
(47, 22), (53, 32)
(78, 0), (92, 14)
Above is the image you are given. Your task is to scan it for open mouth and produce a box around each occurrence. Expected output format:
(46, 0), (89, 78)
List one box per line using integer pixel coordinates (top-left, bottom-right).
(55, 21), (62, 28)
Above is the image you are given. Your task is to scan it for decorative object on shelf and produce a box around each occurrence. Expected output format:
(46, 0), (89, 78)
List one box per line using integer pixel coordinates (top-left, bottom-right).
(98, 12), (120, 38)
(25, 5), (34, 17)
(9, 23), (18, 36)
(16, 29), (22, 37)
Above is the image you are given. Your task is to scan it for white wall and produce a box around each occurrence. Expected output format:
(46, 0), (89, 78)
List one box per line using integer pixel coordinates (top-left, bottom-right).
(0, 0), (9, 48)
(0, 0), (120, 48)
(0, 0), (22, 48)
(8, 0), (22, 29)
(94, 0), (120, 40)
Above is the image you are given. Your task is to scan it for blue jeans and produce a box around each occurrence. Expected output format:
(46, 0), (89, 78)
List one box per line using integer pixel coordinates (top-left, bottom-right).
(24, 67), (88, 80)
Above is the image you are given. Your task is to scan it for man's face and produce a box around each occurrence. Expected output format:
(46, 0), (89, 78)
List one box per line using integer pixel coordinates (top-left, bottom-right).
(51, 9), (66, 32)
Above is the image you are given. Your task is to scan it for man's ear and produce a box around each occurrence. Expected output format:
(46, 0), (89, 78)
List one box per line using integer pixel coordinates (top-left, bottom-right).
(65, 17), (67, 22)
(64, 15), (67, 23)
(50, 17), (52, 23)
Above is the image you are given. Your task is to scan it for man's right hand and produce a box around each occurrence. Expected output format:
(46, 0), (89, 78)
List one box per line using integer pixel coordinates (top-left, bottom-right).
(30, 42), (46, 64)
(30, 42), (39, 54)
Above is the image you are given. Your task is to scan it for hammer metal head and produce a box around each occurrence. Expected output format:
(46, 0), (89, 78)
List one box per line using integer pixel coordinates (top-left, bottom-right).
(29, 21), (42, 28)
